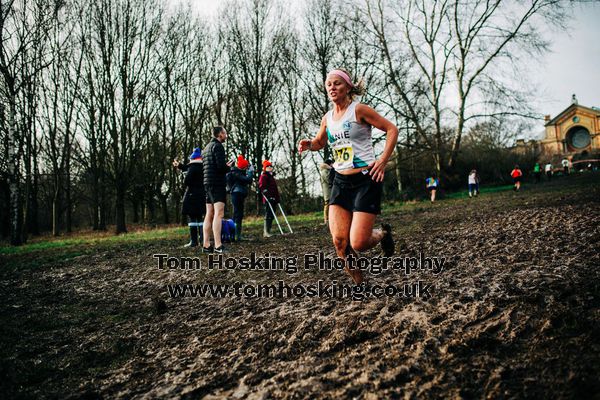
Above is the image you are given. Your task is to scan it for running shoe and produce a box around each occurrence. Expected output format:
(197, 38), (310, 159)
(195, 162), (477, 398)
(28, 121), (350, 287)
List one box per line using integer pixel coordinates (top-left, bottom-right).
(214, 245), (226, 254)
(380, 223), (395, 257)
(202, 246), (214, 254)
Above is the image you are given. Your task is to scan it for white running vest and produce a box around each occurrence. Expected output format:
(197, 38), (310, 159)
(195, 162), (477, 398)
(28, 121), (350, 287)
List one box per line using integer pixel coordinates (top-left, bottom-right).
(326, 102), (375, 171)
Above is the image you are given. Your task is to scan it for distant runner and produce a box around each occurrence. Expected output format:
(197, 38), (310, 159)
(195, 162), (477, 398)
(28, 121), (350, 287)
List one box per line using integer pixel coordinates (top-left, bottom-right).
(562, 158), (570, 175)
(511, 165), (523, 191)
(298, 68), (398, 285)
(533, 163), (541, 183)
(468, 169), (480, 197)
(545, 162), (553, 181)
(426, 174), (439, 202)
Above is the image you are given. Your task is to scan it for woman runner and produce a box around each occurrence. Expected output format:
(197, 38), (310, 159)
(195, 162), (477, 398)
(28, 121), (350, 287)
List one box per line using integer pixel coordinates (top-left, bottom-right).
(425, 174), (439, 202)
(511, 165), (523, 191)
(468, 170), (479, 197)
(298, 69), (398, 284)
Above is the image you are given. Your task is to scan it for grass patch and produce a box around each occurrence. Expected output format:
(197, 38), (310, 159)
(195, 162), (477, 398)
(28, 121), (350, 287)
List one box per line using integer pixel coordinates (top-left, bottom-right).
(0, 226), (186, 255)
(444, 184), (514, 199)
(0, 214), (325, 257)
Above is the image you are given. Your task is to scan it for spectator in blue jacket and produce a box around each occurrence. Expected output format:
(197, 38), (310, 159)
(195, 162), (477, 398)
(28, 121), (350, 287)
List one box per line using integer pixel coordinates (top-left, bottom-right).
(172, 148), (205, 247)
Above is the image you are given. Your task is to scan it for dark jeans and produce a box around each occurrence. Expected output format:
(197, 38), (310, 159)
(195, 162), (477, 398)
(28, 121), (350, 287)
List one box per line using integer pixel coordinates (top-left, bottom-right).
(231, 192), (247, 226)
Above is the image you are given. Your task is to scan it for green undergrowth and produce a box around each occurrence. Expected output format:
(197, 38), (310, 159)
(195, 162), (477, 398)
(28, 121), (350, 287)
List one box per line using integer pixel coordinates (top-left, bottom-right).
(443, 184), (514, 199)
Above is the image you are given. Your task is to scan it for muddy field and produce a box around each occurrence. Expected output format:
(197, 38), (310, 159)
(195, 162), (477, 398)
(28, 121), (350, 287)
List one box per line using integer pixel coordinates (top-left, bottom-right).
(1, 174), (599, 399)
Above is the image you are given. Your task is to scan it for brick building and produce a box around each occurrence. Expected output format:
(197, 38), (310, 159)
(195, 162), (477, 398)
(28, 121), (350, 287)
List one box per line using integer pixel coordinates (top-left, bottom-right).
(538, 96), (600, 163)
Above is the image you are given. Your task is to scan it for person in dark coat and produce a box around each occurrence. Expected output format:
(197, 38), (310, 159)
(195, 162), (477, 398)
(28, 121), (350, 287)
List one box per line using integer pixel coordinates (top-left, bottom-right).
(227, 155), (254, 241)
(202, 126), (233, 253)
(258, 160), (280, 237)
(173, 147), (205, 247)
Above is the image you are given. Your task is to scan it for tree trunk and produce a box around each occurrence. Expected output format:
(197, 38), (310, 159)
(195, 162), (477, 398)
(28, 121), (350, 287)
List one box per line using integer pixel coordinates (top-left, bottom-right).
(8, 98), (23, 245)
(160, 194), (169, 224)
(448, 117), (464, 169)
(24, 131), (36, 239)
(174, 195), (181, 225)
(395, 144), (403, 195)
(30, 156), (40, 236)
(115, 183), (127, 234)
(92, 175), (99, 230)
(65, 170), (72, 233)
(99, 180), (107, 231)
(132, 197), (139, 223)
(147, 195), (156, 225)
(52, 183), (60, 236)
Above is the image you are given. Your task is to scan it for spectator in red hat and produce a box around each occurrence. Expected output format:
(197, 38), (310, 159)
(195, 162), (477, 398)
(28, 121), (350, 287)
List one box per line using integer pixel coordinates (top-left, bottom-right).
(226, 155), (254, 241)
(258, 160), (280, 237)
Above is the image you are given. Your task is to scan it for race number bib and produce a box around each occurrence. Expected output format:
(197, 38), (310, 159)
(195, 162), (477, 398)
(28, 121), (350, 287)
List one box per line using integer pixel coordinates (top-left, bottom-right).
(332, 139), (354, 171)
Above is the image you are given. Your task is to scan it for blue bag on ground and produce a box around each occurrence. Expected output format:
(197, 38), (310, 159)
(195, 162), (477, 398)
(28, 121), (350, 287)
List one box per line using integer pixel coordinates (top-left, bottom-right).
(221, 218), (236, 243)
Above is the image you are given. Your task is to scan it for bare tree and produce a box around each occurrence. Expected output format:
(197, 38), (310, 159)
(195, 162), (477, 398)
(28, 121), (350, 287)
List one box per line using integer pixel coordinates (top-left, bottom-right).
(39, 3), (83, 235)
(279, 31), (311, 199)
(170, 6), (219, 222)
(299, 0), (345, 161)
(85, 0), (162, 233)
(224, 0), (288, 211)
(446, 0), (564, 168)
(0, 0), (57, 244)
(364, 0), (565, 176)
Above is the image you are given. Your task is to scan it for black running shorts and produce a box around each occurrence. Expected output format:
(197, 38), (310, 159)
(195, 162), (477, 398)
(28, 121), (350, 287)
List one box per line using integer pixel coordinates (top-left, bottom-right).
(329, 171), (382, 214)
(205, 185), (227, 204)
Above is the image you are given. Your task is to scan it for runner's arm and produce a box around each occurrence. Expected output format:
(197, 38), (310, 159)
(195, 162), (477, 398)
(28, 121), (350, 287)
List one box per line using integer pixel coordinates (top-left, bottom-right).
(356, 104), (398, 182)
(298, 115), (327, 154)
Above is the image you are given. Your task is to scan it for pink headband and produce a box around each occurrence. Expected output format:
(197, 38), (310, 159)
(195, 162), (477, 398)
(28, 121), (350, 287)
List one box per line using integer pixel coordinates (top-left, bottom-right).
(327, 69), (354, 87)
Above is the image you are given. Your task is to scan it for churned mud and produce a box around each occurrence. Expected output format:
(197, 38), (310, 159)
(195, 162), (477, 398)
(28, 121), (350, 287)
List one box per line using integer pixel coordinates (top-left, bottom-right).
(1, 174), (599, 399)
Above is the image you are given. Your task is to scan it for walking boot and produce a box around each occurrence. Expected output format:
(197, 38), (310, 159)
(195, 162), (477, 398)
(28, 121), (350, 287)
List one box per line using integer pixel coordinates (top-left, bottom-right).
(263, 219), (273, 238)
(184, 226), (198, 248)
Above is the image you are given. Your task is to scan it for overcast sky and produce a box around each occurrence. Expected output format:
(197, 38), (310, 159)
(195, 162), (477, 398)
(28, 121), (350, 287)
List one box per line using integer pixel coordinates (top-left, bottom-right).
(170, 0), (600, 127)
(531, 1), (600, 116)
